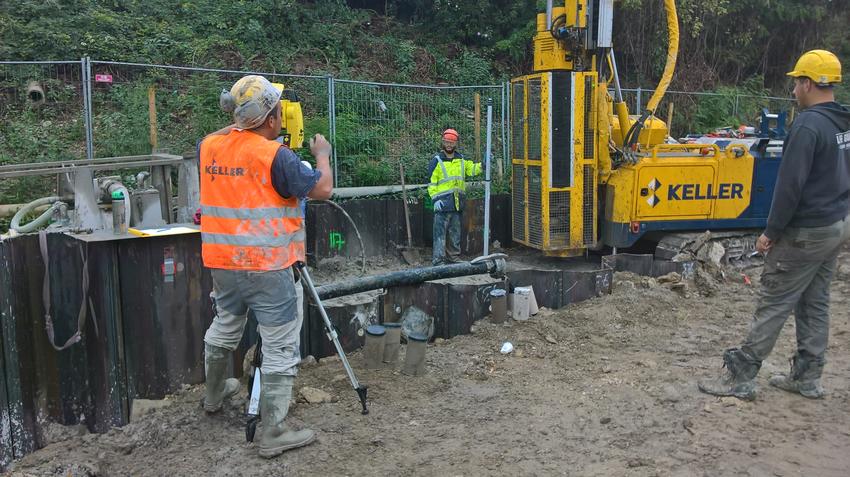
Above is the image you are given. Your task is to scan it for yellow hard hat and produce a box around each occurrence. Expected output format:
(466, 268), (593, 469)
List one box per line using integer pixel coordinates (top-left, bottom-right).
(786, 49), (842, 85)
(219, 75), (282, 129)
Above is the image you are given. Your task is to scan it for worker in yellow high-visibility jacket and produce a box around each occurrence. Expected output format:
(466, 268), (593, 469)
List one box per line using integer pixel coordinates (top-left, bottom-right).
(427, 128), (482, 265)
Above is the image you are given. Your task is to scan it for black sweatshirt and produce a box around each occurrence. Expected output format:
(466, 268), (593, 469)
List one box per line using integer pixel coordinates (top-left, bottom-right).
(764, 101), (850, 240)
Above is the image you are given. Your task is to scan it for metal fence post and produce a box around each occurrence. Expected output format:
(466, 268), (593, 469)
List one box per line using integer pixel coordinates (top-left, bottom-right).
(636, 86), (642, 113)
(327, 75), (338, 186)
(734, 94), (740, 118)
(505, 81), (511, 174)
(501, 82), (508, 179)
(82, 57), (94, 160)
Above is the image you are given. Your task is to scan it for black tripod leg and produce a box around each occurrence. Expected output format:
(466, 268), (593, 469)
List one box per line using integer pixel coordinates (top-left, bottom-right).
(245, 331), (263, 442)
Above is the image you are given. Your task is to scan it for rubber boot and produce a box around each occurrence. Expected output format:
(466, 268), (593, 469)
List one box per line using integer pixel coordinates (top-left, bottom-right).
(203, 343), (240, 413)
(769, 354), (825, 399)
(257, 374), (316, 458)
(698, 348), (760, 401)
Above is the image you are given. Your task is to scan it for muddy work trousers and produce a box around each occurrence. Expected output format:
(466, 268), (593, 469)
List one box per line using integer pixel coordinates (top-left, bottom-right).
(741, 215), (850, 372)
(433, 211), (461, 265)
(204, 267), (304, 376)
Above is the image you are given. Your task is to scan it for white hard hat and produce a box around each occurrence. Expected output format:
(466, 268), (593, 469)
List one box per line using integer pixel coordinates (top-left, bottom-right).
(219, 75), (282, 129)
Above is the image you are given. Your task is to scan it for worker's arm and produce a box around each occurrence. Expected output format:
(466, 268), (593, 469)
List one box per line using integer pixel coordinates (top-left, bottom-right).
(466, 159), (483, 176)
(308, 134), (333, 200)
(270, 139), (329, 201)
(763, 124), (818, 241)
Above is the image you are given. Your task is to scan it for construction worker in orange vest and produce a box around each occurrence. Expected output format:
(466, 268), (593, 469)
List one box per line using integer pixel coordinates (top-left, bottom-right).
(198, 75), (332, 458)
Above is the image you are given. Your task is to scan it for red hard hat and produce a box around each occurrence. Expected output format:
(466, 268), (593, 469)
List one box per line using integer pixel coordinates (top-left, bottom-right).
(442, 128), (459, 141)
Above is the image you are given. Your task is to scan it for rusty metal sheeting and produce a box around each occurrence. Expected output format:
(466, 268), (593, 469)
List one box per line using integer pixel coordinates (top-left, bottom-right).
(305, 293), (381, 359)
(383, 283), (443, 329)
(0, 233), (129, 464)
(305, 195), (512, 264)
(460, 197), (512, 255)
(381, 278), (507, 341)
(0, 231), (218, 469)
(563, 268), (614, 302)
(601, 253), (695, 278)
(116, 235), (214, 399)
(506, 266), (614, 308)
(443, 280), (507, 337)
(505, 269), (566, 308)
(1, 237), (25, 468)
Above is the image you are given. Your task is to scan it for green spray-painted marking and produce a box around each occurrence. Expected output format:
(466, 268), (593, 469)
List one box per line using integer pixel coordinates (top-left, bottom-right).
(329, 232), (345, 251)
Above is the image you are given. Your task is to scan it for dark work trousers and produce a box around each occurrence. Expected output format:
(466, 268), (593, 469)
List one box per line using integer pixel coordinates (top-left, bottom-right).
(432, 211), (461, 265)
(741, 215), (850, 376)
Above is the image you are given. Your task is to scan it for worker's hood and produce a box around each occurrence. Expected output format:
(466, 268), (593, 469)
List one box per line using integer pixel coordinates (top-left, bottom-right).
(804, 101), (850, 131)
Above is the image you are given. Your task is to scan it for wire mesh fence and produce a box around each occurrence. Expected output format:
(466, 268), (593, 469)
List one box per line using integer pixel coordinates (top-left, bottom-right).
(0, 60), (88, 204)
(88, 61), (330, 159)
(331, 80), (507, 188)
(3, 58), (836, 208)
(618, 87), (797, 137)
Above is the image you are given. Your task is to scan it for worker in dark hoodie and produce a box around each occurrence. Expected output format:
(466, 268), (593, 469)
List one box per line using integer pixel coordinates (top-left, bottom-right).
(699, 49), (850, 401)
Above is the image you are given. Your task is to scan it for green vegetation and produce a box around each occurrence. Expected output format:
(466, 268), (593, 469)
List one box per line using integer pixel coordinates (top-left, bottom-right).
(1, 0), (848, 207)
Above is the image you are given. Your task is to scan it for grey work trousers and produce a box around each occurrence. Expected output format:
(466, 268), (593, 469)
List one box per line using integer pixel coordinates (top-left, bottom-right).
(433, 211), (461, 265)
(204, 267), (304, 376)
(741, 215), (850, 371)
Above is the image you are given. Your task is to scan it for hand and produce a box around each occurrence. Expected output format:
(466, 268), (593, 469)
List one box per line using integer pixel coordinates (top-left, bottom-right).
(433, 199), (443, 212)
(756, 234), (773, 254)
(309, 134), (332, 157)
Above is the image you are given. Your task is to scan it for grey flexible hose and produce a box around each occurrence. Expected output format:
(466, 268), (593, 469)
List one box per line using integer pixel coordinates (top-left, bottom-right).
(11, 196), (64, 233)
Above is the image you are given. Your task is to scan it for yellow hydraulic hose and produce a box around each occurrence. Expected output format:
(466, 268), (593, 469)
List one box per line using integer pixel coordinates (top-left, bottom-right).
(645, 0), (679, 114)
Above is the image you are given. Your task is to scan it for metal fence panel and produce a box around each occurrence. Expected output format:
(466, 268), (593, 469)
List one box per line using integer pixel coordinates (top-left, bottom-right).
(618, 87), (797, 138)
(331, 80), (506, 188)
(88, 61), (330, 160)
(4, 57), (838, 210)
(0, 61), (87, 204)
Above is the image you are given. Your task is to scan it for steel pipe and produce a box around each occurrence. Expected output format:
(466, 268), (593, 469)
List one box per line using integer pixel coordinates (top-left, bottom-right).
(315, 255), (506, 300)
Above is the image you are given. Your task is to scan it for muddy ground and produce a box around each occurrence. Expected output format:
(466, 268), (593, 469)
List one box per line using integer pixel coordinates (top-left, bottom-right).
(7, 245), (850, 476)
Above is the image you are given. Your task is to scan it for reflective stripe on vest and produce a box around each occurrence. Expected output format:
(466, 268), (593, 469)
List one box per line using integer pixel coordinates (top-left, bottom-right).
(200, 130), (305, 271)
(202, 228), (306, 247)
(428, 154), (469, 211)
(202, 205), (302, 220)
(428, 155), (466, 196)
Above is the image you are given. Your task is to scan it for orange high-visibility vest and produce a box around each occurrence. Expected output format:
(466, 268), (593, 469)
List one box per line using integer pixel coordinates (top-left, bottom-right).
(199, 130), (305, 271)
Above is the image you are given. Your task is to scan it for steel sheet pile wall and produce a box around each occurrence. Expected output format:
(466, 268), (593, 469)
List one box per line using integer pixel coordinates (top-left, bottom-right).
(306, 195), (512, 264)
(0, 234), (128, 466)
(506, 267), (614, 309)
(115, 235), (214, 398)
(0, 232), (218, 469)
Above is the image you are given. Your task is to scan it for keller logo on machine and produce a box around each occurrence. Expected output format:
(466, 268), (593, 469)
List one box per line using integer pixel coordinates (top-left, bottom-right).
(646, 177), (744, 207)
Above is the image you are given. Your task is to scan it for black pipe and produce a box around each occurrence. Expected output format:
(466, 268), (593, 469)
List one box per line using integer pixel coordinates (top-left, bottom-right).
(315, 258), (506, 300)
